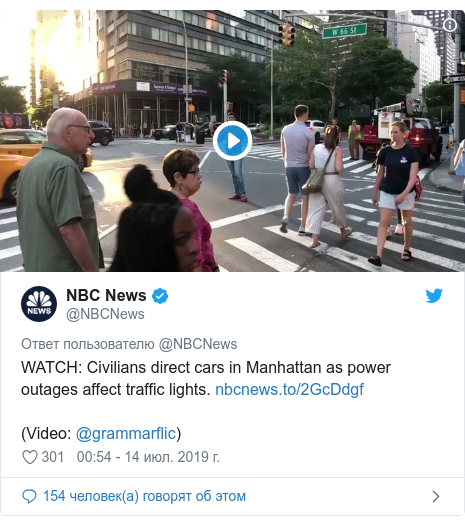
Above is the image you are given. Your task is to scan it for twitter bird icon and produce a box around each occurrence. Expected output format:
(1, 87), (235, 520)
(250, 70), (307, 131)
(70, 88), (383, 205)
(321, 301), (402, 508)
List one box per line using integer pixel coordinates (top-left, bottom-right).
(426, 289), (442, 303)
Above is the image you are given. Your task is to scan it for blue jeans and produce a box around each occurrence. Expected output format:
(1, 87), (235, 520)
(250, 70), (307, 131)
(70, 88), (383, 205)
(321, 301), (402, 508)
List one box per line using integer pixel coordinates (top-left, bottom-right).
(226, 159), (245, 196)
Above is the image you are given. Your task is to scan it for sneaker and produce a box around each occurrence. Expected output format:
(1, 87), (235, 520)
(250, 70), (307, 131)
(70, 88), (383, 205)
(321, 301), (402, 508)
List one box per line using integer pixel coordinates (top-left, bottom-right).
(240, 195), (248, 203)
(228, 194), (240, 200)
(386, 226), (392, 237)
(395, 224), (404, 235)
(280, 218), (288, 233)
(298, 227), (306, 236)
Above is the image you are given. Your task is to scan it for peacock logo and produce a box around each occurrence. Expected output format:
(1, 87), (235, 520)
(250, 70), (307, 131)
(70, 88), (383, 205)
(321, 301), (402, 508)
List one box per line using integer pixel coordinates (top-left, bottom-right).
(21, 286), (57, 322)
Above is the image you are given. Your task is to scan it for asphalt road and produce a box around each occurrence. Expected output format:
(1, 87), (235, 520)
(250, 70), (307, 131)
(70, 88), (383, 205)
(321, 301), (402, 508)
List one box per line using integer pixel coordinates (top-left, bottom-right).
(2, 136), (463, 272)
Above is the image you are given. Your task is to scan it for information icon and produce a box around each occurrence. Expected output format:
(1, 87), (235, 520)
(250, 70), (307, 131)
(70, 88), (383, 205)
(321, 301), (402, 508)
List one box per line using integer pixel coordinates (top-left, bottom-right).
(443, 18), (457, 33)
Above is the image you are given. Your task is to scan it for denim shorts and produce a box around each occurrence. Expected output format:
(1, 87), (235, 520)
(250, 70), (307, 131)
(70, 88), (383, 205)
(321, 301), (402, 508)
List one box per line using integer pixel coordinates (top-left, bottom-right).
(285, 167), (310, 196)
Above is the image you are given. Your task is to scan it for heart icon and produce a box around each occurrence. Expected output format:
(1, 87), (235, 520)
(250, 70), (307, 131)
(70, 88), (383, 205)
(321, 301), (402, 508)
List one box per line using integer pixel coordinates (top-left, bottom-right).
(23, 450), (38, 464)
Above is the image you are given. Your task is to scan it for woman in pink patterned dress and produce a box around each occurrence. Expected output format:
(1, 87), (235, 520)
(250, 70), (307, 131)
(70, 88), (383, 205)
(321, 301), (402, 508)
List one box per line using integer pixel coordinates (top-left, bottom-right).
(162, 149), (218, 272)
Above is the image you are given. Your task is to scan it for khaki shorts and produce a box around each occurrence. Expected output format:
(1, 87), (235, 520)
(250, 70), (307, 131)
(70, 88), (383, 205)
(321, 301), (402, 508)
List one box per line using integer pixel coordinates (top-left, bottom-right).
(379, 190), (415, 210)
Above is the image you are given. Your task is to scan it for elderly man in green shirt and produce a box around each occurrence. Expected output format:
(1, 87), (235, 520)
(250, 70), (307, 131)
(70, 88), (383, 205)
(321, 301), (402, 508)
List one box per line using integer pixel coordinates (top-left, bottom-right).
(17, 108), (100, 272)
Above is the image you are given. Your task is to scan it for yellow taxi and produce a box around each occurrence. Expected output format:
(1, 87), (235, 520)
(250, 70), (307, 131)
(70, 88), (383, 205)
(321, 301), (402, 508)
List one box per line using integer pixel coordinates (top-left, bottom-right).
(0, 154), (29, 204)
(0, 129), (92, 172)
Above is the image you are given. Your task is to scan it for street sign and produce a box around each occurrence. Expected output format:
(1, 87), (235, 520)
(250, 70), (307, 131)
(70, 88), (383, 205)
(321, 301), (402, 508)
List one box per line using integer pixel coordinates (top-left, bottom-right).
(322, 23), (367, 39)
(0, 75), (9, 82)
(442, 74), (465, 85)
(52, 94), (59, 109)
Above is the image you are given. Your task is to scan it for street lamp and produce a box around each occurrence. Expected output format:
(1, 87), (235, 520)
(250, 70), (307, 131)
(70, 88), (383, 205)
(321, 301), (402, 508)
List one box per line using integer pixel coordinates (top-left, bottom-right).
(182, 20), (189, 128)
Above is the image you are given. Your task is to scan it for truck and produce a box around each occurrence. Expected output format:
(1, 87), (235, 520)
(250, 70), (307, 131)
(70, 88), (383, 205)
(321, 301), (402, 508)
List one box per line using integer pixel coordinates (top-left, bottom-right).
(358, 99), (442, 165)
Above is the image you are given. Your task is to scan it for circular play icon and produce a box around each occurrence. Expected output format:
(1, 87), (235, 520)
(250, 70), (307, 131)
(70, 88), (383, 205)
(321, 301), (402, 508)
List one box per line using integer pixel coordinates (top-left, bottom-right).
(213, 121), (253, 161)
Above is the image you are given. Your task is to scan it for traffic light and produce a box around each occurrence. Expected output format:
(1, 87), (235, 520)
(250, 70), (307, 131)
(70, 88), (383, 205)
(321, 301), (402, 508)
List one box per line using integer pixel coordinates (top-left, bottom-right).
(279, 23), (295, 46)
(218, 69), (228, 86)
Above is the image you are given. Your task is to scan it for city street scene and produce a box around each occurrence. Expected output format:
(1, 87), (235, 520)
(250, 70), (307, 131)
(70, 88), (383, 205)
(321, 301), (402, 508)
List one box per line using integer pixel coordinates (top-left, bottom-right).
(0, 9), (464, 272)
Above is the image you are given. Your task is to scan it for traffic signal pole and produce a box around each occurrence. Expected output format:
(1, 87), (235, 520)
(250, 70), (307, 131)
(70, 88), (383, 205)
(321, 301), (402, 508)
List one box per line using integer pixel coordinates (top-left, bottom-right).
(223, 81), (228, 123)
(451, 25), (461, 172)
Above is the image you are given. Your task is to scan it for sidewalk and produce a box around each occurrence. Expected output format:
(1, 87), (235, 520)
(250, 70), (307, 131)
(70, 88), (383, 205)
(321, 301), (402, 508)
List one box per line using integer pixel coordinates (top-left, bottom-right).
(428, 154), (463, 195)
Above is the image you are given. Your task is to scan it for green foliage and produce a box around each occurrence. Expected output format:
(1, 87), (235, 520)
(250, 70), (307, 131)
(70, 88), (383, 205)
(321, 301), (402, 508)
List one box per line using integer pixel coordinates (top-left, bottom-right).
(272, 29), (345, 120)
(338, 36), (417, 109)
(199, 53), (268, 107)
(33, 83), (71, 125)
(423, 81), (454, 108)
(0, 82), (27, 113)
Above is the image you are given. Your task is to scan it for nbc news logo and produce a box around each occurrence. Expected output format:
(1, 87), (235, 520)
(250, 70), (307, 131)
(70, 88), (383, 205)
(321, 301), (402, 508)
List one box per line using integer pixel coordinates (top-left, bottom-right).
(21, 286), (57, 322)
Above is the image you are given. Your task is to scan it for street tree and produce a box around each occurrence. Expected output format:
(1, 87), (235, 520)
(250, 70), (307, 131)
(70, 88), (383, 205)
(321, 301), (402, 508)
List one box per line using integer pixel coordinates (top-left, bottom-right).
(198, 53), (268, 121)
(338, 36), (417, 110)
(422, 80), (454, 107)
(0, 82), (27, 113)
(33, 83), (72, 125)
(272, 28), (346, 121)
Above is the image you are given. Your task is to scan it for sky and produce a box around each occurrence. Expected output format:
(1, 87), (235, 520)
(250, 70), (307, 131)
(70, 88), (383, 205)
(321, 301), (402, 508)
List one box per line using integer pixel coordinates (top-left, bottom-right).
(0, 10), (36, 87)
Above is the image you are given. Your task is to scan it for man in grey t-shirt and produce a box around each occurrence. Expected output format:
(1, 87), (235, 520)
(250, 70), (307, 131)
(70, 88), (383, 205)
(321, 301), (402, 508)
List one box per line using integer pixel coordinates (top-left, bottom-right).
(280, 105), (315, 235)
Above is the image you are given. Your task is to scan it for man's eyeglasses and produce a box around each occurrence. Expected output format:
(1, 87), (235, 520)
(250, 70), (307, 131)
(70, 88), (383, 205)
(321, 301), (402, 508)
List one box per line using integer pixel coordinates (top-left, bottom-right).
(67, 124), (92, 134)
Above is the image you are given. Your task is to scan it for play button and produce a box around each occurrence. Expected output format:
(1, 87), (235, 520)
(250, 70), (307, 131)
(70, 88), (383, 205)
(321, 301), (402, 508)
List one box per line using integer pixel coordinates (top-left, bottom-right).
(213, 121), (253, 161)
(228, 132), (240, 149)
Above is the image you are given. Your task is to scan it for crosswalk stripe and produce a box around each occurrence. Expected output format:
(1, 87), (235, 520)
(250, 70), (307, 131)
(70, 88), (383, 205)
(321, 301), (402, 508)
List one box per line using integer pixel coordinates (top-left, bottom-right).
(0, 207), (16, 215)
(367, 221), (465, 250)
(346, 215), (365, 222)
(346, 185), (374, 194)
(0, 245), (21, 260)
(211, 204), (285, 230)
(0, 217), (17, 226)
(415, 208), (465, 222)
(226, 237), (304, 272)
(346, 203), (377, 213)
(265, 226), (400, 272)
(0, 229), (18, 241)
(424, 189), (463, 198)
(344, 160), (365, 168)
(422, 196), (463, 205)
(350, 164), (374, 173)
(362, 198), (463, 212)
(322, 222), (465, 271)
(412, 216), (465, 234)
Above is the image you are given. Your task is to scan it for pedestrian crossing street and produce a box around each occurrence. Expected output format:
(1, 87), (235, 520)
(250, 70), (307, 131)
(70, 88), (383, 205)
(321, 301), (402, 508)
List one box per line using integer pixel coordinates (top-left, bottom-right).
(246, 147), (378, 179)
(215, 189), (465, 273)
(1, 181), (464, 273)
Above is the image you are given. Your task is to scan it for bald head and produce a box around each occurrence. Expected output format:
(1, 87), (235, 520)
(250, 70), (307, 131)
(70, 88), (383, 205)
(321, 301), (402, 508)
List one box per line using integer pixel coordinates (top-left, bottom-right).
(46, 108), (87, 138)
(45, 108), (93, 157)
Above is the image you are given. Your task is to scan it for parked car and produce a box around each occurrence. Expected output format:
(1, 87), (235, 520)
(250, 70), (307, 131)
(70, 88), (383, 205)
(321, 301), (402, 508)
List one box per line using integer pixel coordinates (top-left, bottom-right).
(0, 154), (29, 204)
(88, 120), (114, 146)
(0, 129), (92, 172)
(198, 122), (222, 138)
(247, 123), (261, 134)
(305, 119), (326, 144)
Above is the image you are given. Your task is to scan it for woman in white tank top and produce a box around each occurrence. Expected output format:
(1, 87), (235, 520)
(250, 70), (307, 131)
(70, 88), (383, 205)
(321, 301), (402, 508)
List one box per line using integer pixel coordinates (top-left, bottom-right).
(307, 126), (352, 249)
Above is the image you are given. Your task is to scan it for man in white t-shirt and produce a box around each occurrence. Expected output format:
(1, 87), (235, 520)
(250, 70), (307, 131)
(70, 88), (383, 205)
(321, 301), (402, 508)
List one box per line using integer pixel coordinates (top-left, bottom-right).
(280, 105), (315, 235)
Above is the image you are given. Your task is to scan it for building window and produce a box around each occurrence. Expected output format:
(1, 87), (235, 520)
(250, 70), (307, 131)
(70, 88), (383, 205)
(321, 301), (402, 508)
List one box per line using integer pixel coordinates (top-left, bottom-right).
(152, 27), (159, 40)
(98, 39), (105, 56)
(176, 33), (184, 46)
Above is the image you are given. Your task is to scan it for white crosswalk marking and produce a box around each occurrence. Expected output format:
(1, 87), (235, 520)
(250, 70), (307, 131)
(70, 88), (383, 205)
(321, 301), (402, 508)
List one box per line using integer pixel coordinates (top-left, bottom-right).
(265, 226), (399, 272)
(225, 238), (305, 272)
(322, 223), (465, 271)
